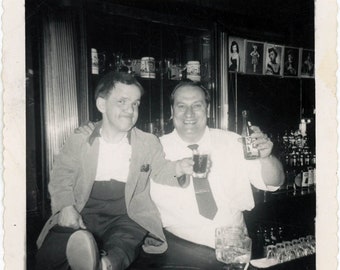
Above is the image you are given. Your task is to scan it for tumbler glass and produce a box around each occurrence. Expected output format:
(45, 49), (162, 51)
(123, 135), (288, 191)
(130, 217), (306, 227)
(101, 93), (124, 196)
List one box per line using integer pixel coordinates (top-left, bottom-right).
(192, 149), (209, 178)
(275, 243), (289, 263)
(215, 226), (252, 269)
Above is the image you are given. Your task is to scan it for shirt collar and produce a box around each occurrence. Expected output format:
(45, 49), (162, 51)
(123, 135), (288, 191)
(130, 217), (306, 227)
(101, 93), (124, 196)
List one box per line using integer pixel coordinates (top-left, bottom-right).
(172, 126), (210, 150)
(88, 121), (132, 145)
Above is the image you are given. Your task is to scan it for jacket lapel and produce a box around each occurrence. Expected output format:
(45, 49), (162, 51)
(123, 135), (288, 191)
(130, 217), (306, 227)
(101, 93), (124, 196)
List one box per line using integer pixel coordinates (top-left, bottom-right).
(125, 128), (144, 209)
(79, 130), (100, 211)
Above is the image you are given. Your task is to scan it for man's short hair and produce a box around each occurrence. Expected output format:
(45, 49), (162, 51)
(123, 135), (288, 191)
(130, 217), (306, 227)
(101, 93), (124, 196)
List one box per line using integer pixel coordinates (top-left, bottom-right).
(95, 71), (144, 100)
(170, 80), (211, 106)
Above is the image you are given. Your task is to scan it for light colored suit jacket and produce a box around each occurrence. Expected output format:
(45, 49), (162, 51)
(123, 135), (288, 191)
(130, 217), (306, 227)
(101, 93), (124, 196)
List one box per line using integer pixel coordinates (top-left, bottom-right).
(37, 124), (181, 253)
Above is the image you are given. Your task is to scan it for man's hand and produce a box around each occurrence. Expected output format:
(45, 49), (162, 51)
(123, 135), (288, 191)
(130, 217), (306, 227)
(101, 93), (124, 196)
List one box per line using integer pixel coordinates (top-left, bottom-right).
(58, 205), (86, 229)
(175, 158), (194, 177)
(74, 121), (96, 135)
(250, 126), (273, 158)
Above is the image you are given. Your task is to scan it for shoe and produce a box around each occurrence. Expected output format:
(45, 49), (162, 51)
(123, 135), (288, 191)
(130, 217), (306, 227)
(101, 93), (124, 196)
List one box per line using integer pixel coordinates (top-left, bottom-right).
(66, 230), (99, 270)
(100, 256), (113, 270)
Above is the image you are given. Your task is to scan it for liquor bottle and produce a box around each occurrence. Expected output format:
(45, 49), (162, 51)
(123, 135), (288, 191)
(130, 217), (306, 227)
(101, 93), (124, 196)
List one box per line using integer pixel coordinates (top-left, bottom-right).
(269, 227), (277, 245)
(255, 225), (264, 258)
(293, 153), (302, 195)
(308, 154), (316, 190)
(241, 110), (260, 159)
(262, 228), (271, 257)
(277, 226), (284, 242)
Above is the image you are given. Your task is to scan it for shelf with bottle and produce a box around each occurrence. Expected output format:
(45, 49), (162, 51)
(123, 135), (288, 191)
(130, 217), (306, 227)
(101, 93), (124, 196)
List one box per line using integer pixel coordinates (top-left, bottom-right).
(273, 118), (315, 196)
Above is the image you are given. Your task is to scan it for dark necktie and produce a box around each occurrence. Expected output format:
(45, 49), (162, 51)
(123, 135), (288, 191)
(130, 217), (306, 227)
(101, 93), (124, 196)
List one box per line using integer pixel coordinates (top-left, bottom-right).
(188, 144), (218, 220)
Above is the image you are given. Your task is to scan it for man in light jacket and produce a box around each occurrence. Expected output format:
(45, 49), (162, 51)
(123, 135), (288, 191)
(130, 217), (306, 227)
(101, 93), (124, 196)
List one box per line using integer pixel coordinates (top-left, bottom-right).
(35, 72), (193, 270)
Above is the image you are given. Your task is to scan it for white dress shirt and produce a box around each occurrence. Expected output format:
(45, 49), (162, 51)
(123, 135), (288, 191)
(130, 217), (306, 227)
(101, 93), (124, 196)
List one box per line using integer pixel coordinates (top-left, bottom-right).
(150, 127), (278, 248)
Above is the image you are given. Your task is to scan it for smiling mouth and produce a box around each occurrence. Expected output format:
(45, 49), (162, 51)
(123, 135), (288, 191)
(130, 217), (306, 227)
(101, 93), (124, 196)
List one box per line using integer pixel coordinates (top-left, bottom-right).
(184, 120), (196, 125)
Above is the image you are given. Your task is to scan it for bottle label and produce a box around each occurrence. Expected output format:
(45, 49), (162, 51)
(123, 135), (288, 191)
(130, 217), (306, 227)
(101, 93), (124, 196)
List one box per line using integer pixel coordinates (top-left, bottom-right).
(308, 167), (314, 186)
(243, 136), (260, 159)
(301, 171), (309, 187)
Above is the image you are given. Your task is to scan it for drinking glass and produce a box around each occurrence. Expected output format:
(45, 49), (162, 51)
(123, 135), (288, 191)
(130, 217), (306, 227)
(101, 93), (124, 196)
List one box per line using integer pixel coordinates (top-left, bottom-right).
(266, 245), (277, 260)
(275, 243), (289, 263)
(299, 237), (314, 255)
(215, 226), (252, 269)
(192, 149), (209, 178)
(291, 239), (305, 258)
(283, 241), (297, 261)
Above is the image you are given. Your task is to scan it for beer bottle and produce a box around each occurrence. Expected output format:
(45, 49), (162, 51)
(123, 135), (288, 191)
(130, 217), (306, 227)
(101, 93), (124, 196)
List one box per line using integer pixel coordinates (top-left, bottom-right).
(241, 110), (260, 159)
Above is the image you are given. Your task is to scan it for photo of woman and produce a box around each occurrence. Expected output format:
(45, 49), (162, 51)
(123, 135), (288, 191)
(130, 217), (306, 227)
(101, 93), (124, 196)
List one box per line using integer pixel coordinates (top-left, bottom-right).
(300, 49), (314, 78)
(283, 47), (299, 77)
(229, 41), (240, 71)
(264, 44), (283, 76)
(228, 37), (245, 72)
(245, 40), (264, 74)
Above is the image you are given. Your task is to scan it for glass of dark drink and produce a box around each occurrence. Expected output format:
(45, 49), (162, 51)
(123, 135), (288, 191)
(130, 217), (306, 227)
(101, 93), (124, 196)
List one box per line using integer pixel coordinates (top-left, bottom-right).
(193, 150), (209, 178)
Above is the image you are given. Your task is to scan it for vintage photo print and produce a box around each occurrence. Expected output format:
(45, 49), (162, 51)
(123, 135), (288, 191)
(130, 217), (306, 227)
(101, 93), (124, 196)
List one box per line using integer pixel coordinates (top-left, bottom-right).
(299, 49), (315, 78)
(228, 36), (245, 73)
(283, 46), (300, 77)
(2, 0), (339, 269)
(263, 43), (284, 76)
(244, 40), (264, 75)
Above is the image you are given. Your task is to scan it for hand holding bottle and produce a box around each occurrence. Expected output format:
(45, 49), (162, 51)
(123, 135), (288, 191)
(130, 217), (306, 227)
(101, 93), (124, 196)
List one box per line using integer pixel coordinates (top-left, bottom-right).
(249, 126), (273, 158)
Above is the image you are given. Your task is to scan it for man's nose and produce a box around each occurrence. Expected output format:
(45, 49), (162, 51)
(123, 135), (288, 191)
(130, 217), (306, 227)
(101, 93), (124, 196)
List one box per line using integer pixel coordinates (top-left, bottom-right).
(185, 106), (193, 117)
(125, 103), (134, 114)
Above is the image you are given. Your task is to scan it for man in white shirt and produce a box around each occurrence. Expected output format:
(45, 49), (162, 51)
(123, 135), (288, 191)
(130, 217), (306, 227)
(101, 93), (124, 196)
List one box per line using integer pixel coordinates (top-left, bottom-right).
(150, 81), (284, 248)
(75, 80), (284, 267)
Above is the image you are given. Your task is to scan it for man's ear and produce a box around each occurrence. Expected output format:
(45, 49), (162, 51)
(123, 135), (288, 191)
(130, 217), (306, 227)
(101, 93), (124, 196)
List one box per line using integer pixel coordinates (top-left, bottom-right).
(207, 104), (210, 118)
(170, 106), (174, 120)
(96, 97), (106, 113)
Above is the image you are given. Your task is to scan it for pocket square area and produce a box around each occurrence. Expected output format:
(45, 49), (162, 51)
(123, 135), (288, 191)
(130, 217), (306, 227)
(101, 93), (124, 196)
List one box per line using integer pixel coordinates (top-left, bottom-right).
(140, 164), (150, 172)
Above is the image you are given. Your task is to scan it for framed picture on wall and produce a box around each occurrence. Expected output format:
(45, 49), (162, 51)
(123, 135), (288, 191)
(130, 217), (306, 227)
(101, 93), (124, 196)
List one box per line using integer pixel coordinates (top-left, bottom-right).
(283, 46), (300, 77)
(228, 36), (245, 73)
(245, 40), (264, 75)
(263, 43), (284, 76)
(299, 49), (314, 78)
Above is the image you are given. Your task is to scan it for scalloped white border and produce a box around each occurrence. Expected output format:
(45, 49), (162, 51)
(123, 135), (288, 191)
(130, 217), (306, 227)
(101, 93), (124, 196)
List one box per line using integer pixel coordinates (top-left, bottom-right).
(2, 0), (339, 269)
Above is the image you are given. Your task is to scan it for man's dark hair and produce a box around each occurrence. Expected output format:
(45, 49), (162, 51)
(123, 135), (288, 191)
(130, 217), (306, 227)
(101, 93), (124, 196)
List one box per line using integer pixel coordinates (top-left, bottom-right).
(95, 71), (144, 100)
(170, 80), (211, 107)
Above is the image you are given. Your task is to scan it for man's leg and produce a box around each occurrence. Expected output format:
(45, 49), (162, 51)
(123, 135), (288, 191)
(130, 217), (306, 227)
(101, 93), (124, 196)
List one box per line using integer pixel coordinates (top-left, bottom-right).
(100, 215), (147, 270)
(35, 226), (76, 270)
(35, 226), (99, 270)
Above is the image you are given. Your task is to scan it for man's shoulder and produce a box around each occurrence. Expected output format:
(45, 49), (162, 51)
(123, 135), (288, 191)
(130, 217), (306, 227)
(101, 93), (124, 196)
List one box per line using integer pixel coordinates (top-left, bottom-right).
(132, 127), (160, 143)
(159, 130), (176, 145)
(65, 132), (89, 145)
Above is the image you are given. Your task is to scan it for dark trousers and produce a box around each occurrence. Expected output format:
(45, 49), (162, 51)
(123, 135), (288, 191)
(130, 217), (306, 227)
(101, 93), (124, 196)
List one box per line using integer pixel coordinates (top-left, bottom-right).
(36, 215), (147, 270)
(128, 230), (225, 270)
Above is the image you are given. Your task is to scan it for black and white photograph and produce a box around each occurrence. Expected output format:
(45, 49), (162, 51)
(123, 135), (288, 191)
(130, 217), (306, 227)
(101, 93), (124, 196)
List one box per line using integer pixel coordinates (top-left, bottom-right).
(245, 40), (264, 75)
(228, 37), (245, 73)
(283, 47), (300, 77)
(3, 0), (339, 270)
(263, 44), (284, 76)
(300, 49), (315, 78)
